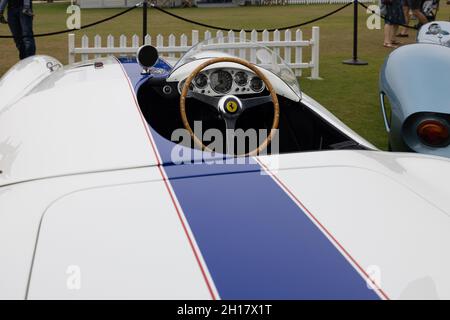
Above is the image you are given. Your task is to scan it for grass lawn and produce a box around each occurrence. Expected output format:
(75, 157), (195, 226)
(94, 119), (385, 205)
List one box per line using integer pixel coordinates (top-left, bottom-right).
(1, 3), (449, 149)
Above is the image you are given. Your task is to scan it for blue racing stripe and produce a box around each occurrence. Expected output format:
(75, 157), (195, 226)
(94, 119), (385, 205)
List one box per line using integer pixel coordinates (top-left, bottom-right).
(122, 60), (380, 299)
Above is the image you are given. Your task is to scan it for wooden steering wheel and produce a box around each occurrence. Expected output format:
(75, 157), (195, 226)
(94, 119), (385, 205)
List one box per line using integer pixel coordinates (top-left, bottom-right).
(179, 57), (280, 156)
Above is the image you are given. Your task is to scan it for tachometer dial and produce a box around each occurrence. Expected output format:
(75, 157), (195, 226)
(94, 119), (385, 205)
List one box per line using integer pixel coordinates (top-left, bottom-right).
(234, 71), (248, 86)
(250, 76), (264, 92)
(210, 70), (233, 94)
(194, 73), (208, 89)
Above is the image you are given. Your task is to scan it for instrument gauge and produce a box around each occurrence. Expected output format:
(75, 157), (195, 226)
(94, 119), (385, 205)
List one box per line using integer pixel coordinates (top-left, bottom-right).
(250, 76), (264, 92)
(234, 71), (248, 86)
(210, 70), (233, 94)
(194, 73), (208, 89)
(179, 79), (194, 93)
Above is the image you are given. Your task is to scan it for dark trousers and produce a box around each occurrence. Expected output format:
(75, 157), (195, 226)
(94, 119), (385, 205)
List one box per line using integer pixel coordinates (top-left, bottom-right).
(7, 7), (36, 60)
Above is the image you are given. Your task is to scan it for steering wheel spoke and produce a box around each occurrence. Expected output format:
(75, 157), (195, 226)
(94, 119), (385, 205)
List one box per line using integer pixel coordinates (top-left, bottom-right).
(241, 95), (273, 111)
(224, 118), (237, 155)
(188, 91), (221, 111)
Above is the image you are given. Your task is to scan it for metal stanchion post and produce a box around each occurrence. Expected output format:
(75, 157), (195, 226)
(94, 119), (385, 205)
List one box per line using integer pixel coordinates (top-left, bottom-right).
(343, 0), (368, 65)
(142, 0), (148, 45)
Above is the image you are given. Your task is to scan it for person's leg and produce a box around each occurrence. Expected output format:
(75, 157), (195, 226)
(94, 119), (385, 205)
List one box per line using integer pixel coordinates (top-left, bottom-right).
(22, 0), (33, 16)
(392, 25), (398, 40)
(412, 9), (428, 24)
(410, 0), (428, 25)
(399, 5), (410, 35)
(384, 24), (395, 47)
(18, 10), (35, 59)
(7, 7), (26, 60)
(392, 25), (402, 44)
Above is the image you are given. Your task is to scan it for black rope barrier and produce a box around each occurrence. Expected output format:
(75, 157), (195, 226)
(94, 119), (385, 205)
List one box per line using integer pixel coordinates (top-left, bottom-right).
(150, 2), (352, 32)
(358, 1), (419, 30)
(0, 4), (139, 39)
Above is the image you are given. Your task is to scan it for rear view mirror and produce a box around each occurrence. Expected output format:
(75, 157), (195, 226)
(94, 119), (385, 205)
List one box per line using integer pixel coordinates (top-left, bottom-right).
(137, 45), (159, 74)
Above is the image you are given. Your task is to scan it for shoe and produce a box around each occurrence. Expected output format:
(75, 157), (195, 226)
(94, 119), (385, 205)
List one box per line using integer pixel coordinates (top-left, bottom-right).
(22, 8), (34, 17)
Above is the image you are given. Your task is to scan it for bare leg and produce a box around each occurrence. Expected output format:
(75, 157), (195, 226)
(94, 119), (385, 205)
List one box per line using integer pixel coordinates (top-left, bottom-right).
(399, 6), (410, 35)
(384, 24), (396, 47)
(412, 9), (428, 25)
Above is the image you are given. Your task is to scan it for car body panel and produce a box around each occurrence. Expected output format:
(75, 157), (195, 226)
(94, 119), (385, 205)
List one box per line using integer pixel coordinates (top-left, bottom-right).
(379, 43), (450, 156)
(417, 21), (450, 47)
(27, 177), (214, 300)
(0, 56), (156, 187)
(2, 150), (450, 299)
(258, 151), (450, 299)
(0, 166), (161, 299)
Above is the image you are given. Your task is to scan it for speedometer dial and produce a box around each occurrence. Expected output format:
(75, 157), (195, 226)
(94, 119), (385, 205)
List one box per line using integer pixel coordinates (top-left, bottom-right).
(234, 71), (248, 86)
(210, 70), (233, 94)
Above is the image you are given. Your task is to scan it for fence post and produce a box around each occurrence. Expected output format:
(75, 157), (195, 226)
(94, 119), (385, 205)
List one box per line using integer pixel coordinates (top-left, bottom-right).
(81, 35), (89, 62)
(94, 35), (102, 59)
(168, 34), (176, 58)
(132, 34), (140, 48)
(119, 35), (127, 58)
(156, 34), (164, 52)
(294, 29), (302, 77)
(192, 30), (199, 46)
(250, 30), (258, 64)
(284, 29), (291, 67)
(310, 26), (321, 80)
(68, 33), (75, 64)
(145, 34), (151, 45)
(107, 34), (114, 57)
(180, 34), (188, 58)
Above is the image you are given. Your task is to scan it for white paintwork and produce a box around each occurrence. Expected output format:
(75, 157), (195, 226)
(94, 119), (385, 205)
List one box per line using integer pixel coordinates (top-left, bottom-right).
(27, 178), (212, 299)
(167, 59), (301, 102)
(68, 27), (320, 78)
(0, 167), (161, 299)
(257, 150), (450, 299)
(417, 21), (450, 47)
(2, 149), (450, 299)
(0, 56), (157, 187)
(0, 55), (62, 112)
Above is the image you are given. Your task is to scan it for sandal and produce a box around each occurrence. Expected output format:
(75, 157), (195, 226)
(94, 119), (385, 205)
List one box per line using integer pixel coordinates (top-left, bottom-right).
(396, 33), (409, 37)
(384, 43), (398, 48)
(391, 40), (402, 45)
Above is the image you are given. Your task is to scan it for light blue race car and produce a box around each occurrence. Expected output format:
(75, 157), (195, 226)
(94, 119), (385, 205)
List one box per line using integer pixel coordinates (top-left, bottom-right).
(379, 37), (450, 157)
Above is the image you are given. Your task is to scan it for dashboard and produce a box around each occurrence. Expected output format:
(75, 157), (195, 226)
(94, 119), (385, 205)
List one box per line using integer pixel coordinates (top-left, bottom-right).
(178, 68), (265, 97)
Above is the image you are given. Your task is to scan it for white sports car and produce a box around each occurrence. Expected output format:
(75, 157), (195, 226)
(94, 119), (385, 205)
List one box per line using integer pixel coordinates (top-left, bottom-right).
(1, 38), (450, 300)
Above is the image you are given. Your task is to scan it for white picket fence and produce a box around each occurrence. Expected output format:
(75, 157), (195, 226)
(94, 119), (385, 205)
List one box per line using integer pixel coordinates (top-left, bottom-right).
(68, 27), (320, 78)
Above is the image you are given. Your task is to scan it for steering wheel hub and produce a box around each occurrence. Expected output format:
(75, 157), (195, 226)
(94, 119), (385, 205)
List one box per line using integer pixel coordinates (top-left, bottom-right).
(219, 95), (242, 116)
